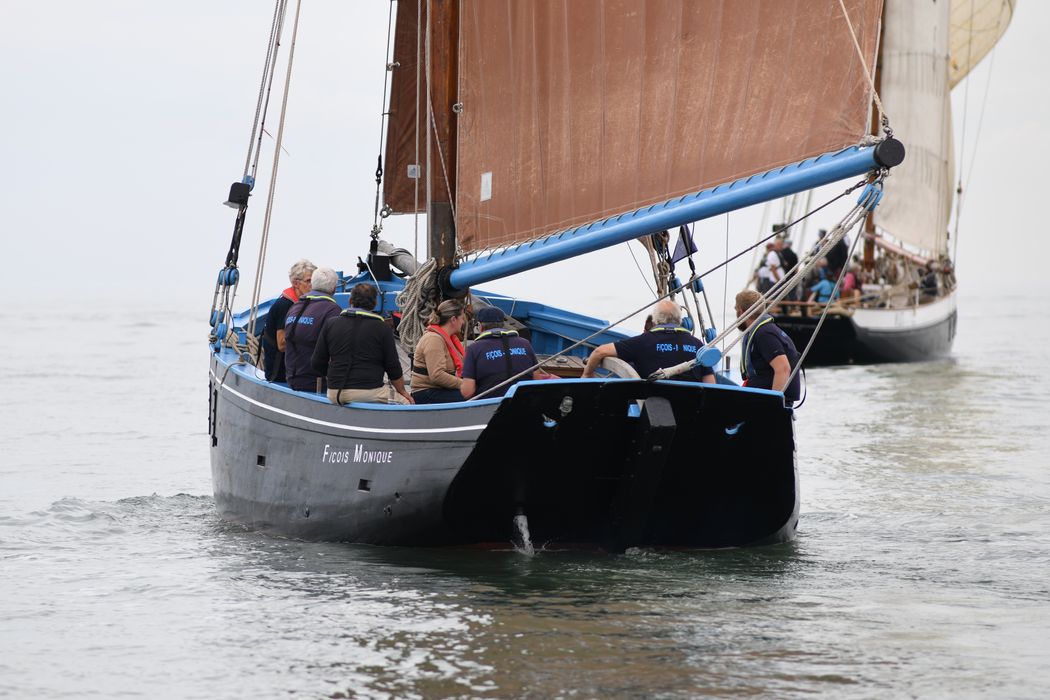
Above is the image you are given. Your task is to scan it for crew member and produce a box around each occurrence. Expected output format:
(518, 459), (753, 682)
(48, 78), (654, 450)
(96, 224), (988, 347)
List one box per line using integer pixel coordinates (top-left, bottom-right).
(734, 289), (801, 405)
(284, 267), (342, 392)
(581, 299), (716, 383)
(261, 259), (315, 382)
(460, 307), (547, 399)
(312, 283), (413, 405)
(410, 299), (467, 404)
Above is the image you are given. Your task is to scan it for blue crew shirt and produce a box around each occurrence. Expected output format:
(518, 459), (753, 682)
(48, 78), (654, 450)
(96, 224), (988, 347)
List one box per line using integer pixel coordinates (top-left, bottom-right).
(612, 325), (714, 381)
(461, 331), (539, 398)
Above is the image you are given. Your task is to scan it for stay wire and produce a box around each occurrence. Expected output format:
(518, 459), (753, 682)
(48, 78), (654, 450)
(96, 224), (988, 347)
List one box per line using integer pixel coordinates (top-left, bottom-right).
(468, 178), (871, 402)
(785, 210), (869, 390)
(243, 0), (286, 179)
(373, 0), (397, 229)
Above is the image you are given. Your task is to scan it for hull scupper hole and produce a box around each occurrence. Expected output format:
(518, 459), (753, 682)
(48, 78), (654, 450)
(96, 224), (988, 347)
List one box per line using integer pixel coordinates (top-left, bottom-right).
(358, 479), (372, 492)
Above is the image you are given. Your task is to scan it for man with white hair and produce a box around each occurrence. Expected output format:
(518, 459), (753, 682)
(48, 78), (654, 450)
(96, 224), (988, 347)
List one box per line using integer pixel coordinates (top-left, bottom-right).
(283, 267), (342, 392)
(262, 259), (316, 382)
(581, 299), (715, 383)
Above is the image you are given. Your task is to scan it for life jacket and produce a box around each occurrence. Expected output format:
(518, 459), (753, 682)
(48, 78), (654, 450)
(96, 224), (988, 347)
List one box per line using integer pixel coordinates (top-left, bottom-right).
(418, 324), (465, 376)
(472, 328), (520, 389)
(280, 286), (299, 303)
(341, 307), (384, 321)
(740, 314), (774, 382)
(649, 324), (689, 334)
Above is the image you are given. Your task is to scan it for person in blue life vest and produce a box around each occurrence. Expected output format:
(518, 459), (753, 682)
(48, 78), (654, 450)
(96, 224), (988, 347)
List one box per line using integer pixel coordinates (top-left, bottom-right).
(735, 289), (801, 405)
(460, 307), (550, 399)
(580, 299), (716, 383)
(312, 283), (413, 405)
(283, 267), (343, 393)
(261, 259), (315, 382)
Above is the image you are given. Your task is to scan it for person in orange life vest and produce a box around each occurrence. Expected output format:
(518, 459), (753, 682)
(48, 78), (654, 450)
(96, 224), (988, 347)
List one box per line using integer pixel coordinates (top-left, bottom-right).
(262, 259), (316, 382)
(410, 299), (467, 404)
(735, 289), (801, 405)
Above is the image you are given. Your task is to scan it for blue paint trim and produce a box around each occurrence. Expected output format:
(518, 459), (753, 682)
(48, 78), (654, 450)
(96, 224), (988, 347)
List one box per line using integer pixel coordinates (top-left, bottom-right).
(449, 145), (881, 290)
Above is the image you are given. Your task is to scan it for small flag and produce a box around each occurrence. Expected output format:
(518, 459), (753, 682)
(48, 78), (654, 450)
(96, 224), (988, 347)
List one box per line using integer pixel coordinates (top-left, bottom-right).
(672, 225), (697, 264)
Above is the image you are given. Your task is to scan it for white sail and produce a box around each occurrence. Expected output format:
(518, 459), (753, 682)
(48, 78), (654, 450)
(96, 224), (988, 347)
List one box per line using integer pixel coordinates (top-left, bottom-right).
(876, 0), (954, 257)
(949, 0), (1015, 88)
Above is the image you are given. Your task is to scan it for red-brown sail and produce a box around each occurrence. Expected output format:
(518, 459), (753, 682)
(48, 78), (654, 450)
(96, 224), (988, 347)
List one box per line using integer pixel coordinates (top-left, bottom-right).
(383, 0), (425, 215)
(453, 0), (883, 253)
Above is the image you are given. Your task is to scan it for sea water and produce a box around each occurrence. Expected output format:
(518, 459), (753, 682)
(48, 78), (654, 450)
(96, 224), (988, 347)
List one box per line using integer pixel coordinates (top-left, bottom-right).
(1, 295), (1048, 698)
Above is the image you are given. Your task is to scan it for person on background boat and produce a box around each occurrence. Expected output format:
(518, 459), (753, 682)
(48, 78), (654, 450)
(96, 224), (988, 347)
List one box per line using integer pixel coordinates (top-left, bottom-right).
(284, 267), (342, 393)
(581, 300), (716, 383)
(826, 234), (850, 278)
(262, 259), (316, 382)
(841, 262), (863, 301)
(777, 238), (800, 302)
(460, 307), (547, 399)
(756, 242), (781, 293)
(807, 273), (840, 305)
(410, 299), (467, 404)
(919, 261), (939, 302)
(735, 289), (801, 406)
(312, 283), (413, 405)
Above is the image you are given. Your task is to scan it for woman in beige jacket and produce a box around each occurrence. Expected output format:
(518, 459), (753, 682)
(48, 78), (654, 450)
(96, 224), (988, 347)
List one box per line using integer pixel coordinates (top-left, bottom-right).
(410, 299), (467, 404)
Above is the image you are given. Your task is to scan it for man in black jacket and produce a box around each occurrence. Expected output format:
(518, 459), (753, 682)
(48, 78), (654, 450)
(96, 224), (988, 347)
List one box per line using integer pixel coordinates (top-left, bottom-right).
(311, 284), (414, 405)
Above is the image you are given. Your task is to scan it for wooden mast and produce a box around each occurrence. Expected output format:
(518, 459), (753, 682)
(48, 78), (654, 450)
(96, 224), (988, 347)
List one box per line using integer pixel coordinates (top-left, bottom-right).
(426, 0), (459, 268)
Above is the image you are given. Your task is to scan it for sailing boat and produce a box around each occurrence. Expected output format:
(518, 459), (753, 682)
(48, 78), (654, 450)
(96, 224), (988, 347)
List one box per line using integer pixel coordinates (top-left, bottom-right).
(207, 1), (903, 551)
(769, 0), (1014, 365)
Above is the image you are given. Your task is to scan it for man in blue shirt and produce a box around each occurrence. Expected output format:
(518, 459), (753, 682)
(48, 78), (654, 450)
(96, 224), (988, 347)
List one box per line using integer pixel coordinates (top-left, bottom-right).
(284, 267), (342, 392)
(735, 289), (801, 404)
(460, 307), (545, 399)
(581, 300), (716, 383)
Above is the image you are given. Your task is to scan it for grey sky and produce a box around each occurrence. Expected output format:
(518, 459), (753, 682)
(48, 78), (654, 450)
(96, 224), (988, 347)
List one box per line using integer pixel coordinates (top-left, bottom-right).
(2, 2), (1045, 325)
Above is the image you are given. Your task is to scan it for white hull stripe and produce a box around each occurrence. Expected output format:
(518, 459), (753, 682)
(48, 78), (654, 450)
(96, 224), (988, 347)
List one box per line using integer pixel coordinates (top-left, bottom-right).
(211, 372), (488, 435)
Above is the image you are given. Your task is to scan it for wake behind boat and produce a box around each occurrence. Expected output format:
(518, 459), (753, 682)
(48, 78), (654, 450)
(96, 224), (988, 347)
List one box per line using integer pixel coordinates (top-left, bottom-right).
(207, 1), (903, 551)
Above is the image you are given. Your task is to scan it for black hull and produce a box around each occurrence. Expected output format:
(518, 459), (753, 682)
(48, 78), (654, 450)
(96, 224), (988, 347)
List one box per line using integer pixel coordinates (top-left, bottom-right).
(773, 295), (957, 366)
(209, 355), (799, 550)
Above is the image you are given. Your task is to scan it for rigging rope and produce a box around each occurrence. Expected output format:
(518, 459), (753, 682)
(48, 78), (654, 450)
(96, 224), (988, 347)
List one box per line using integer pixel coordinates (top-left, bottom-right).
(837, 0), (891, 136)
(372, 0), (397, 232)
(243, 0), (287, 181)
(247, 0), (304, 339)
(785, 213), (868, 388)
(467, 177), (876, 401)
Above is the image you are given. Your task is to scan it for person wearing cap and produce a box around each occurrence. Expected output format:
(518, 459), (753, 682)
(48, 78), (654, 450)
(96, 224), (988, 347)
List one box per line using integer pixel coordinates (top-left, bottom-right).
(734, 289), (801, 405)
(312, 283), (413, 405)
(460, 307), (546, 399)
(410, 299), (468, 404)
(581, 300), (716, 383)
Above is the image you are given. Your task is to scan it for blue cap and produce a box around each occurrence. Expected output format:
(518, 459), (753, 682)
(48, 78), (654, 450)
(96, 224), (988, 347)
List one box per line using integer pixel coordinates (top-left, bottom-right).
(476, 307), (506, 323)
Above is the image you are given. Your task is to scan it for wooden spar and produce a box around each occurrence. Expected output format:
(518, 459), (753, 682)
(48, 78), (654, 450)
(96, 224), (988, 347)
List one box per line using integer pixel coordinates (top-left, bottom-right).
(427, 0), (459, 267)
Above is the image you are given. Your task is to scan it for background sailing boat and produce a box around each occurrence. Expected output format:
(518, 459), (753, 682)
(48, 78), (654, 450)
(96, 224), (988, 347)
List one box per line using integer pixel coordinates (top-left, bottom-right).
(767, 0), (1015, 365)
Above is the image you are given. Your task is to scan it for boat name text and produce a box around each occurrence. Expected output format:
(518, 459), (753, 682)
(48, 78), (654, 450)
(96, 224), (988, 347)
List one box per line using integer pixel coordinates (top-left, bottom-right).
(322, 443), (394, 464)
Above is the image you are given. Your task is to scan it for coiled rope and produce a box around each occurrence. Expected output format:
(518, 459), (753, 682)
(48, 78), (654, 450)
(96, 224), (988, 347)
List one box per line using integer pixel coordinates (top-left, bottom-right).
(395, 258), (440, 351)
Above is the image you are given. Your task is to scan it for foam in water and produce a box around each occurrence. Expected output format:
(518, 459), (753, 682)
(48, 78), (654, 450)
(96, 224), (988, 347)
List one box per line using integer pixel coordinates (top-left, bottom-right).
(512, 513), (535, 556)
